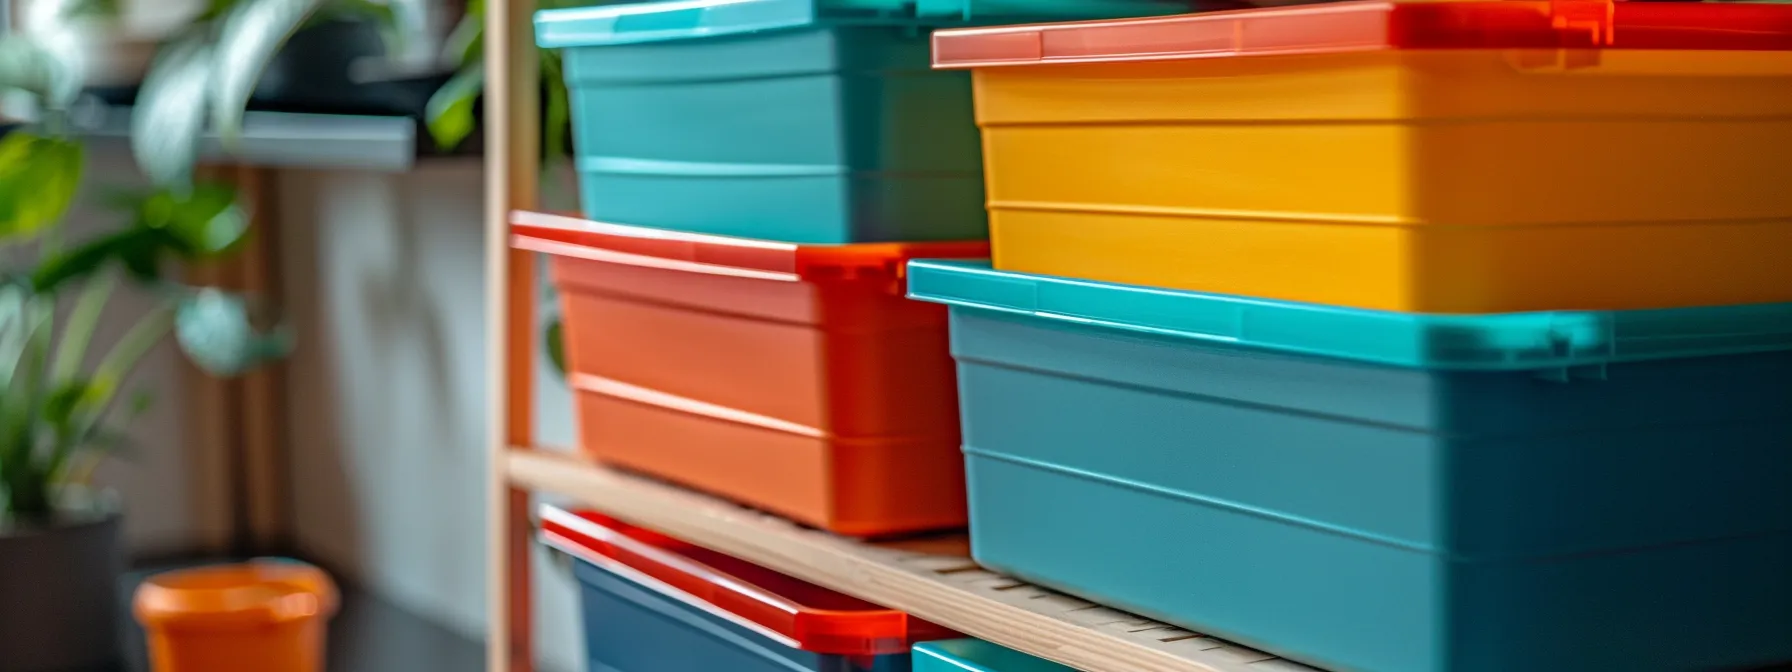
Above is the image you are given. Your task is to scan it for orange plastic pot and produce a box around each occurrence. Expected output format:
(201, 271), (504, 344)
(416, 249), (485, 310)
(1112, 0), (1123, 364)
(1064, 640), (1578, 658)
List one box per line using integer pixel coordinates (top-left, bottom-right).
(133, 560), (338, 672)
(514, 212), (987, 537)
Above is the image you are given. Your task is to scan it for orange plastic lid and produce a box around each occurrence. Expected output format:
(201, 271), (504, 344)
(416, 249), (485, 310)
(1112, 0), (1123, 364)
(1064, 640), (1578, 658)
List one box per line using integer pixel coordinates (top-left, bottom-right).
(134, 559), (339, 630)
(511, 211), (988, 288)
(932, 0), (1792, 68)
(539, 505), (955, 655)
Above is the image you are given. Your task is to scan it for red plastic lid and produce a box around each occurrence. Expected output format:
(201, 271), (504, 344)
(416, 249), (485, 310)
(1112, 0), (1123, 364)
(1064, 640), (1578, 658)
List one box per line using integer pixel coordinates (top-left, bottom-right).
(538, 506), (955, 656)
(511, 211), (988, 287)
(933, 1), (1792, 68)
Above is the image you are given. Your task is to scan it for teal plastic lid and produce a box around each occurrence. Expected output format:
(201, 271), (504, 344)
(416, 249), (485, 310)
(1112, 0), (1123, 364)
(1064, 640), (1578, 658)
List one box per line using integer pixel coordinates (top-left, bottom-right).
(536, 0), (1190, 48)
(906, 260), (1792, 371)
(914, 639), (1074, 672)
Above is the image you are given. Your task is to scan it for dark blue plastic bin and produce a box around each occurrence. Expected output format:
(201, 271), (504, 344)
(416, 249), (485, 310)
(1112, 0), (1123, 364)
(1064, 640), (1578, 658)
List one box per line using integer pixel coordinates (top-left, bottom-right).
(540, 506), (953, 672)
(907, 260), (1792, 672)
(535, 0), (1190, 244)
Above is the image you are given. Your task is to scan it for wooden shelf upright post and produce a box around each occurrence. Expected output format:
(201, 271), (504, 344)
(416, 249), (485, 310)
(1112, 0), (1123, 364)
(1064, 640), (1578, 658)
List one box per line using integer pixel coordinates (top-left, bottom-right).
(486, 0), (541, 671)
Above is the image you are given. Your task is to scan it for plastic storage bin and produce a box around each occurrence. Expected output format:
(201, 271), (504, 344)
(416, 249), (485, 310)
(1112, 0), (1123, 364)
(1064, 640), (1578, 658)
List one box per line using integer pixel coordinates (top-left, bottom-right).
(914, 640), (1072, 672)
(536, 0), (1190, 244)
(515, 212), (984, 536)
(907, 259), (1792, 672)
(934, 1), (1792, 312)
(540, 506), (954, 672)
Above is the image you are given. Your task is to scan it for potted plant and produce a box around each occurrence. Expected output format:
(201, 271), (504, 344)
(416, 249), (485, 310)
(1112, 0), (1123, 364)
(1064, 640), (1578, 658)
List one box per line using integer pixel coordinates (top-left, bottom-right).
(1, 29), (289, 672)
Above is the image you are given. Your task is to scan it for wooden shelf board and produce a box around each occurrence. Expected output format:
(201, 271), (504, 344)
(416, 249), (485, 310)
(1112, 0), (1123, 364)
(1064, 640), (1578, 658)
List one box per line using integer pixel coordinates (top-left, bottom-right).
(504, 448), (1322, 672)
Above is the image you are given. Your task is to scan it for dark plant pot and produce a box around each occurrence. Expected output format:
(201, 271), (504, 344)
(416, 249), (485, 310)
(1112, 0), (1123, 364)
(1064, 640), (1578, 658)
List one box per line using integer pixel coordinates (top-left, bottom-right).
(0, 507), (124, 672)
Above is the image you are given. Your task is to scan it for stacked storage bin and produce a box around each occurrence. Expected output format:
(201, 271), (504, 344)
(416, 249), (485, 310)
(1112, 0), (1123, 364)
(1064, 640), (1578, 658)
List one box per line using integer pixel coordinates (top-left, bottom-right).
(533, 0), (1200, 244)
(515, 213), (982, 535)
(540, 505), (956, 671)
(914, 2), (1792, 672)
(526, 0), (1199, 538)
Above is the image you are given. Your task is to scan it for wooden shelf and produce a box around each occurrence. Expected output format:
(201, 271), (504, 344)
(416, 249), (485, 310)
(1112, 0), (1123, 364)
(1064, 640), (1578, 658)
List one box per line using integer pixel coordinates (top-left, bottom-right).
(505, 449), (1321, 672)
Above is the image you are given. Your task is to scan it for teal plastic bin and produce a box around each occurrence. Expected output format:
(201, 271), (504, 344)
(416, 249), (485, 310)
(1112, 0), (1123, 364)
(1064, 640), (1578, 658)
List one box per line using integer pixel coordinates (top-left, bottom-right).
(914, 640), (1073, 672)
(535, 0), (1190, 244)
(907, 260), (1792, 672)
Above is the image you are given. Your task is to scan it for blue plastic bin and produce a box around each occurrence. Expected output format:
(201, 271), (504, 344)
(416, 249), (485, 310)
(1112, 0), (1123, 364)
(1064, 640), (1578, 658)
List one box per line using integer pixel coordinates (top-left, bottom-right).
(535, 0), (1189, 244)
(914, 640), (1072, 672)
(540, 505), (954, 672)
(907, 260), (1792, 672)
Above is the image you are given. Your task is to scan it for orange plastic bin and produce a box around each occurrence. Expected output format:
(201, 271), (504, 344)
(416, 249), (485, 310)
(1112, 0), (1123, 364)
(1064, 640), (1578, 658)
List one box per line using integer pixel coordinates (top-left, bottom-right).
(514, 212), (986, 537)
(133, 560), (338, 672)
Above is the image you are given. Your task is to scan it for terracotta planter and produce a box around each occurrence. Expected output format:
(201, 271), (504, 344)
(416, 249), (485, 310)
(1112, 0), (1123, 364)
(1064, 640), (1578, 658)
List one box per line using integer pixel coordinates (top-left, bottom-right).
(0, 503), (124, 672)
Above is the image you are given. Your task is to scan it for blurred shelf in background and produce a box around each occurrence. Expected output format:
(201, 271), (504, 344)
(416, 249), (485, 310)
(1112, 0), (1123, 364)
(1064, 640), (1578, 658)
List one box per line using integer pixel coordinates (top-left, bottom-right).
(74, 106), (418, 172)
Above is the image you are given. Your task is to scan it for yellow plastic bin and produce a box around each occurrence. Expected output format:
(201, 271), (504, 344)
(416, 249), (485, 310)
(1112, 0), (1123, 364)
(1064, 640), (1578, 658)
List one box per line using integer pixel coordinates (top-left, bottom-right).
(133, 560), (338, 672)
(934, 1), (1792, 313)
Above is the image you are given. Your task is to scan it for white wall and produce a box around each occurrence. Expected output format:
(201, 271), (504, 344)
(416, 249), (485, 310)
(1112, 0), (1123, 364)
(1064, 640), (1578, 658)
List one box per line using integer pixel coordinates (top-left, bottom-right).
(279, 160), (584, 672)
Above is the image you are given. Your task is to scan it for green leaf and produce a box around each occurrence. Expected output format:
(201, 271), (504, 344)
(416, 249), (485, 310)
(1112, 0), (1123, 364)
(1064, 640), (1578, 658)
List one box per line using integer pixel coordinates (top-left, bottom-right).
(145, 183), (248, 258)
(5, 299), (57, 445)
(52, 274), (117, 384)
(43, 380), (98, 428)
(89, 304), (173, 421)
(200, 0), (245, 21)
(34, 184), (246, 291)
(544, 317), (567, 377)
(0, 35), (80, 106)
(0, 133), (84, 241)
(0, 284), (33, 391)
(175, 288), (290, 376)
(426, 63), (484, 151)
(443, 8), (485, 69)
(62, 0), (124, 18)
(542, 50), (570, 166)
(30, 229), (151, 292)
(210, 0), (328, 146)
(118, 244), (164, 283)
(133, 37), (216, 186)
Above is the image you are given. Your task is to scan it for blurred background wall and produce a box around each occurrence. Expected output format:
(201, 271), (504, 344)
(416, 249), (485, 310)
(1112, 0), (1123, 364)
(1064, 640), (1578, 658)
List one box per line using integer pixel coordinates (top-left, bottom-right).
(279, 160), (585, 672)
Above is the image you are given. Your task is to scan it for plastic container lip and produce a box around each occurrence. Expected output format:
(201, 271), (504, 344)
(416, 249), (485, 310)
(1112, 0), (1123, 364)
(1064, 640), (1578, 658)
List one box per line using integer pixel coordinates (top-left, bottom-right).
(535, 0), (1191, 48)
(539, 505), (953, 655)
(535, 0), (955, 49)
(511, 211), (988, 288)
(915, 639), (1075, 672)
(932, 0), (1792, 69)
(133, 559), (339, 631)
(905, 259), (1792, 371)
